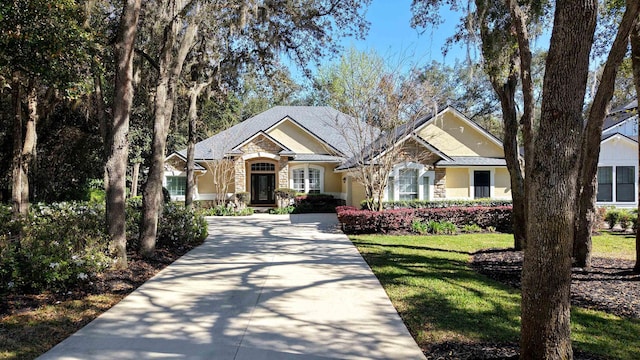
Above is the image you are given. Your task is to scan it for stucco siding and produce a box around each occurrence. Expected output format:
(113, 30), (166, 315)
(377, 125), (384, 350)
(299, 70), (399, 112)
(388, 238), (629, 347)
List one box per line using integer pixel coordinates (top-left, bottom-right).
(323, 165), (343, 193)
(417, 111), (503, 157)
(350, 180), (367, 208)
(494, 168), (512, 199)
(445, 168), (470, 198)
(267, 119), (333, 154)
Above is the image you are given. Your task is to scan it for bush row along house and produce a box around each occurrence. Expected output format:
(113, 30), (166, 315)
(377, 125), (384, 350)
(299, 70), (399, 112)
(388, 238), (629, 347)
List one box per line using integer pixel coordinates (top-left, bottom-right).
(163, 102), (639, 208)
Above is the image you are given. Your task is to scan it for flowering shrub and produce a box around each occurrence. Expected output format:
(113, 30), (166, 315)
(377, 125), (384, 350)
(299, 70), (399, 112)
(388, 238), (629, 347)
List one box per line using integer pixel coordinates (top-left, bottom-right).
(1, 202), (111, 293)
(337, 206), (512, 234)
(158, 202), (208, 248)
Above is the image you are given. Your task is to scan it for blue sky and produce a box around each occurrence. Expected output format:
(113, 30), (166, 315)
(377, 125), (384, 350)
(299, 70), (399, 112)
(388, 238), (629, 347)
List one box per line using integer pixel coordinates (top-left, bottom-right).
(347, 0), (469, 67)
(289, 0), (472, 86)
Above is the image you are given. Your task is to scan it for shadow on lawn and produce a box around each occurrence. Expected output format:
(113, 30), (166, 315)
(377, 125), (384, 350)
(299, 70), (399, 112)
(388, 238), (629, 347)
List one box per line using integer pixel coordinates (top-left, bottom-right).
(351, 240), (521, 343)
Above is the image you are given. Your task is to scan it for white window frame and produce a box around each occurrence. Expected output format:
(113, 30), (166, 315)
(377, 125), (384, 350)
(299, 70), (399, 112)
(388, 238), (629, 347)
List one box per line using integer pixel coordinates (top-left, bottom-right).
(596, 163), (637, 205)
(385, 163), (434, 201)
(289, 164), (325, 194)
(468, 168), (496, 199)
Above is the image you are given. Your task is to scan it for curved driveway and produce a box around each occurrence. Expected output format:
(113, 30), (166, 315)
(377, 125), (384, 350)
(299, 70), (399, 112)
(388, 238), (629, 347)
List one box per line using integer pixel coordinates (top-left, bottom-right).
(40, 214), (426, 360)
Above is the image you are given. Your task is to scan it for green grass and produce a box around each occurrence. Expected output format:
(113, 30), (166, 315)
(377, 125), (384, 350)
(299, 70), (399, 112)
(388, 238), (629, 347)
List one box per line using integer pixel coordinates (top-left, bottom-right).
(592, 231), (637, 260)
(351, 233), (640, 359)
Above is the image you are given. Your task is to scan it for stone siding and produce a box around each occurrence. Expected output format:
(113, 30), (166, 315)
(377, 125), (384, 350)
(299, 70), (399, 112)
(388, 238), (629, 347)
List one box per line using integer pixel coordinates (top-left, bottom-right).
(434, 168), (446, 199)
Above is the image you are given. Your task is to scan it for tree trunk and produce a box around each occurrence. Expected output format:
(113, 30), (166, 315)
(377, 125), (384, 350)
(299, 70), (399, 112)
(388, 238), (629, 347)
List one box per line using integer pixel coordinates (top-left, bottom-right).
(140, 11), (198, 258)
(131, 161), (140, 198)
(574, 0), (640, 269)
(631, 15), (640, 273)
(21, 84), (38, 209)
(185, 82), (208, 209)
(507, 0), (535, 251)
(520, 0), (597, 358)
(11, 72), (25, 217)
(107, 0), (141, 269)
(489, 65), (526, 251)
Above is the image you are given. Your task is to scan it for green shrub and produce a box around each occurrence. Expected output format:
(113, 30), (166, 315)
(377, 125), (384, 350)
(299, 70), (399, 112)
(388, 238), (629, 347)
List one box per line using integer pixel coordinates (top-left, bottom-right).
(461, 224), (483, 233)
(158, 202), (208, 248)
(235, 192), (251, 206)
(201, 205), (253, 216)
(3, 202), (111, 293)
(427, 220), (457, 235)
(274, 188), (297, 199)
(411, 219), (428, 234)
(293, 194), (343, 213)
(618, 211), (632, 230)
(604, 209), (621, 229)
(125, 197), (143, 250)
(270, 206), (295, 215)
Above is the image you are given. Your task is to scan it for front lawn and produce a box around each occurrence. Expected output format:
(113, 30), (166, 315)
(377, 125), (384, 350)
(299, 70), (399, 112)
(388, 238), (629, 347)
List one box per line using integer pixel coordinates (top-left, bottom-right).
(351, 233), (640, 360)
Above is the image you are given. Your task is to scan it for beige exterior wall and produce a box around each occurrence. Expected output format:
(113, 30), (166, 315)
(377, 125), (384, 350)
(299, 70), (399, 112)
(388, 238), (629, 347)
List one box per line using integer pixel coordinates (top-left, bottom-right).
(494, 168), (512, 199)
(323, 164), (343, 193)
(350, 180), (367, 208)
(417, 111), (503, 157)
(445, 168), (470, 198)
(267, 119), (333, 154)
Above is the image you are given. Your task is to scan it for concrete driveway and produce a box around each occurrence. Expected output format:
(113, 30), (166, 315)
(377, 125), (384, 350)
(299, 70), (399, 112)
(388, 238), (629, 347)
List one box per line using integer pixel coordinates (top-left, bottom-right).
(39, 214), (426, 360)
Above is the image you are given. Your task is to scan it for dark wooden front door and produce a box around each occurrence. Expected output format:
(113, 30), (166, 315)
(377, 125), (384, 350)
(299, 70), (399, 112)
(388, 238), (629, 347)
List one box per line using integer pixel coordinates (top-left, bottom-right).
(474, 171), (490, 198)
(251, 174), (275, 204)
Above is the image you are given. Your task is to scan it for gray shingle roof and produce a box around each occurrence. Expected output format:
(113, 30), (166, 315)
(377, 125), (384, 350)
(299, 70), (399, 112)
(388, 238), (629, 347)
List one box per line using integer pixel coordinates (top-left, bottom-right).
(436, 157), (507, 167)
(290, 154), (345, 162)
(179, 106), (366, 160)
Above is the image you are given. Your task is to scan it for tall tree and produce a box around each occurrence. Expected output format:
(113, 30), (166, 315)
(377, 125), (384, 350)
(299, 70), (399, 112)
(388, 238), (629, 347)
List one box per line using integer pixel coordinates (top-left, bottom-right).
(106, 0), (142, 268)
(574, 0), (639, 269)
(0, 0), (91, 216)
(140, 0), (199, 258)
(139, 0), (371, 258)
(414, 0), (638, 357)
(631, 15), (640, 273)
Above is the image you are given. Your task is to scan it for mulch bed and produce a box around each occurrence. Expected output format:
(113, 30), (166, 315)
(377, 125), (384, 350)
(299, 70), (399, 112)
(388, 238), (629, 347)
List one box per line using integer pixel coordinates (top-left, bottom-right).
(430, 249), (640, 360)
(471, 250), (640, 319)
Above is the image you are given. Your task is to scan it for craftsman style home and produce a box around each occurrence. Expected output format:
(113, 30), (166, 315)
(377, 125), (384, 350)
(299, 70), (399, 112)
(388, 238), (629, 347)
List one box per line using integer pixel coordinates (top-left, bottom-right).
(164, 106), (513, 207)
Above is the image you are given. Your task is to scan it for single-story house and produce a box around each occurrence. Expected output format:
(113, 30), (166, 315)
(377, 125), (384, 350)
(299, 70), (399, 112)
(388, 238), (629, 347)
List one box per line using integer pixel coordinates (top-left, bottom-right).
(164, 105), (513, 207)
(597, 100), (638, 208)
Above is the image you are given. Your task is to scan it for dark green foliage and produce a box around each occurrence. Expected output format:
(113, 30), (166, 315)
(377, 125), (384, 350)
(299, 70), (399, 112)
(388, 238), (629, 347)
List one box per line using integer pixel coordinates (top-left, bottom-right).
(32, 107), (104, 202)
(604, 209), (622, 229)
(274, 188), (298, 199)
(293, 194), (344, 213)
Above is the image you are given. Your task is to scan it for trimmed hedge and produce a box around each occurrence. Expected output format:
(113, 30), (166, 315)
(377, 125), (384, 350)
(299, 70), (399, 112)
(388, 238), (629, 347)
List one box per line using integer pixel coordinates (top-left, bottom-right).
(362, 199), (513, 210)
(292, 194), (345, 213)
(337, 206), (512, 234)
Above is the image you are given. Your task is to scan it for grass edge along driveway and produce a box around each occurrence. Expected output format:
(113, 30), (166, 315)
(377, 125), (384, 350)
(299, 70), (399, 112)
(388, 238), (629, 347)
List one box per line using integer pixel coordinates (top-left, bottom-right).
(350, 233), (640, 360)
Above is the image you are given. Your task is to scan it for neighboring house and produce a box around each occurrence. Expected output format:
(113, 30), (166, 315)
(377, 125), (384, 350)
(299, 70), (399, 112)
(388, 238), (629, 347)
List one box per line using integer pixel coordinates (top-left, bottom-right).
(164, 105), (513, 207)
(597, 100), (638, 208)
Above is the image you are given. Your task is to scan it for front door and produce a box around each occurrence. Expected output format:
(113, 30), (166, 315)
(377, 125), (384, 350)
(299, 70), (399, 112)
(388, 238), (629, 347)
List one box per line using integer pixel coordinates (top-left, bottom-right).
(474, 171), (490, 198)
(251, 174), (275, 204)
